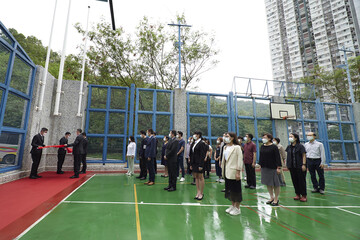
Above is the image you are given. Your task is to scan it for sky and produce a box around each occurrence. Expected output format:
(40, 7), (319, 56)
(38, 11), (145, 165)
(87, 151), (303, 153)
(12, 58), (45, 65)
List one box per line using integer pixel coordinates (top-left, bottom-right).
(0, 0), (273, 95)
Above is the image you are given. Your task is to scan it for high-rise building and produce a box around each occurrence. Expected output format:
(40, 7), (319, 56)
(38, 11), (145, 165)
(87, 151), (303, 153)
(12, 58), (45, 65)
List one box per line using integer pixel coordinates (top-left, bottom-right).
(265, 0), (360, 96)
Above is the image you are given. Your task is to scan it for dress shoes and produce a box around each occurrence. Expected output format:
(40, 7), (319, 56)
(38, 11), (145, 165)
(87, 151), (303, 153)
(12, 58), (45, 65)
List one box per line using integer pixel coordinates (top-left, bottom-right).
(167, 187), (176, 192)
(70, 175), (79, 179)
(29, 175), (38, 179)
(147, 182), (155, 186)
(164, 186), (170, 190)
(36, 175), (43, 178)
(57, 171), (65, 174)
(140, 177), (146, 180)
(144, 181), (150, 185)
(136, 176), (142, 179)
(80, 171), (86, 174)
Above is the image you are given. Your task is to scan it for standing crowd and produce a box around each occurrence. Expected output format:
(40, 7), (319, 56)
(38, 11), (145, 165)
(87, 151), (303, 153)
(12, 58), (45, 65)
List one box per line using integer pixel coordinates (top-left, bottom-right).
(29, 127), (326, 216)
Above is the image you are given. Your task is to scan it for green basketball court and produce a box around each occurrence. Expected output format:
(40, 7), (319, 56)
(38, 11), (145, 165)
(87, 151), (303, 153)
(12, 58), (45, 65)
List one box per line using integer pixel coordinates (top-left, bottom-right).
(17, 171), (360, 240)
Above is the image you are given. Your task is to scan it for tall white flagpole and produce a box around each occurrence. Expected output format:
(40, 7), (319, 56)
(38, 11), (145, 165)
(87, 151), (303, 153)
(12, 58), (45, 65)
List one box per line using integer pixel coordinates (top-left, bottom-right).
(54, 0), (72, 116)
(77, 6), (90, 117)
(36, 0), (58, 111)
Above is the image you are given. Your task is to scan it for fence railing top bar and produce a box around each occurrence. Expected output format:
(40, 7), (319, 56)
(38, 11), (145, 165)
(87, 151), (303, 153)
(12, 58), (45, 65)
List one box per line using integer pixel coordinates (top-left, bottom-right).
(89, 84), (129, 90)
(187, 91), (229, 97)
(235, 95), (272, 101)
(137, 88), (173, 93)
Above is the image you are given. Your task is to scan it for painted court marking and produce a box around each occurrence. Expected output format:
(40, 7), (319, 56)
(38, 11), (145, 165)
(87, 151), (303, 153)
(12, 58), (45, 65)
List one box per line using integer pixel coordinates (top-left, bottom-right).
(336, 207), (360, 217)
(133, 184), (142, 240)
(61, 200), (360, 209)
(15, 174), (97, 240)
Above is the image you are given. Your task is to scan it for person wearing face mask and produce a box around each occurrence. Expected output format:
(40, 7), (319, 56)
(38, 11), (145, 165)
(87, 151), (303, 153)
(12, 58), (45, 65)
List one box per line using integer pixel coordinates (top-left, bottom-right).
(126, 136), (136, 176)
(214, 137), (224, 183)
(144, 128), (157, 185)
(243, 133), (257, 189)
(185, 137), (193, 175)
(286, 133), (307, 202)
(304, 132), (326, 194)
(259, 133), (282, 206)
(176, 131), (186, 182)
(221, 132), (243, 215)
(136, 130), (148, 180)
(152, 132), (159, 174)
(66, 129), (85, 179)
(164, 130), (179, 191)
(161, 136), (169, 178)
(57, 132), (71, 174)
(273, 138), (287, 186)
(29, 127), (48, 179)
(190, 131), (208, 200)
(204, 139), (212, 179)
(238, 136), (246, 181)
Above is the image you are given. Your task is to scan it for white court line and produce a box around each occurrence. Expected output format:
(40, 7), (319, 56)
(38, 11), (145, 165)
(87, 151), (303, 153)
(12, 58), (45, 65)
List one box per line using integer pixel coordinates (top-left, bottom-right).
(336, 207), (360, 217)
(62, 200), (360, 209)
(15, 174), (97, 240)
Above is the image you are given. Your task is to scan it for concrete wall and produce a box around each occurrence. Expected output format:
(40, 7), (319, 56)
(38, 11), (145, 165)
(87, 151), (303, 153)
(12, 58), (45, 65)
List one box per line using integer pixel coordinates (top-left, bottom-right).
(0, 66), (88, 183)
(353, 103), (360, 143)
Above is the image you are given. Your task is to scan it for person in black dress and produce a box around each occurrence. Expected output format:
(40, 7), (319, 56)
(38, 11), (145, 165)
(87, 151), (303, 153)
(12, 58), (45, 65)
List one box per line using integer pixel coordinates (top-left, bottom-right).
(29, 128), (48, 179)
(190, 131), (208, 200)
(286, 133), (307, 202)
(259, 133), (282, 206)
(57, 132), (71, 174)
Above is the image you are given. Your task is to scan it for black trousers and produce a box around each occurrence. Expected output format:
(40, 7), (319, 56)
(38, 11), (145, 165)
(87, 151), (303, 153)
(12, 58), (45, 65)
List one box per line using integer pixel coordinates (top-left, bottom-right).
(307, 159), (325, 190)
(30, 153), (42, 176)
(245, 163), (256, 187)
(289, 168), (307, 196)
(139, 156), (147, 178)
(81, 154), (87, 172)
(153, 157), (157, 174)
(146, 158), (155, 182)
(73, 154), (81, 177)
(186, 158), (191, 174)
(168, 160), (177, 189)
(57, 153), (66, 172)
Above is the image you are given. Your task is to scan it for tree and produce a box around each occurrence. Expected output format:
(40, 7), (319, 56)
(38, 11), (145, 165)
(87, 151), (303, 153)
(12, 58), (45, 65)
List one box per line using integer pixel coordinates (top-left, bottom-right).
(75, 15), (219, 90)
(300, 55), (360, 103)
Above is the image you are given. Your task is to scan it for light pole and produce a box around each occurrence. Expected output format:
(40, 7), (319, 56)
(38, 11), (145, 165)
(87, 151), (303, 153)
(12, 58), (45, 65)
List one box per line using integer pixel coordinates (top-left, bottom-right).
(337, 46), (355, 103)
(168, 20), (191, 89)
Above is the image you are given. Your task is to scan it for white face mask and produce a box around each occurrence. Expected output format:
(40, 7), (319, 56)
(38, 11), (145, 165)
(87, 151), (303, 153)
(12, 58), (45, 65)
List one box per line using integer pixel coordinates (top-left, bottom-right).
(216, 140), (220, 144)
(164, 138), (166, 141)
(224, 137), (230, 143)
(43, 132), (47, 136)
(238, 139), (242, 143)
(129, 139), (131, 142)
(262, 138), (268, 144)
(289, 137), (295, 143)
(243, 137), (248, 142)
(193, 135), (197, 140)
(169, 134), (172, 138)
(307, 136), (314, 141)
(272, 141), (278, 145)
(176, 135), (179, 138)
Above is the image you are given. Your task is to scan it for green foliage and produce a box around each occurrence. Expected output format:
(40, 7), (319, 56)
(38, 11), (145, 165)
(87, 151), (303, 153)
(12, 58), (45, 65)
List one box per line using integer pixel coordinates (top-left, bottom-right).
(300, 55), (360, 103)
(75, 15), (219, 89)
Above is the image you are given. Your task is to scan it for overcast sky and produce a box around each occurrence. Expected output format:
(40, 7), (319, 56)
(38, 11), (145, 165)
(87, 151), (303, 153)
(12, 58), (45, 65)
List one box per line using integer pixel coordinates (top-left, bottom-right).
(0, 0), (273, 94)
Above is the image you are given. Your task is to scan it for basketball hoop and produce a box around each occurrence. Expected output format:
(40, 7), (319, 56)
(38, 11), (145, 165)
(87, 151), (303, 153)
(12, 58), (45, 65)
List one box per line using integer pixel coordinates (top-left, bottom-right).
(282, 115), (295, 120)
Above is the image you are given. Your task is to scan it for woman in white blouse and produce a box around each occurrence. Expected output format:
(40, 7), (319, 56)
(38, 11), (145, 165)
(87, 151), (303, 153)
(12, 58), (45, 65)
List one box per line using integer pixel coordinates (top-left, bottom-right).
(126, 136), (136, 176)
(221, 132), (244, 216)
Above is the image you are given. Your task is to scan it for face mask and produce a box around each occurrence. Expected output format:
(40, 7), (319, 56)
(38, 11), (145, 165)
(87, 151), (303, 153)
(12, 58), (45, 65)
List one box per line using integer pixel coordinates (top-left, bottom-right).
(216, 140), (220, 144)
(238, 139), (242, 143)
(272, 141), (277, 145)
(262, 138), (268, 144)
(243, 137), (247, 142)
(169, 134), (172, 138)
(307, 136), (314, 141)
(224, 137), (230, 143)
(193, 135), (197, 140)
(43, 133), (47, 136)
(289, 138), (295, 143)
(176, 135), (179, 138)
(129, 139), (131, 142)
(164, 138), (166, 141)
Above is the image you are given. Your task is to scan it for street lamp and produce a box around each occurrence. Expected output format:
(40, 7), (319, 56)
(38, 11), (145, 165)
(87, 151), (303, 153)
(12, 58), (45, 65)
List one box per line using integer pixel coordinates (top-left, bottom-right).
(168, 20), (192, 89)
(336, 46), (355, 103)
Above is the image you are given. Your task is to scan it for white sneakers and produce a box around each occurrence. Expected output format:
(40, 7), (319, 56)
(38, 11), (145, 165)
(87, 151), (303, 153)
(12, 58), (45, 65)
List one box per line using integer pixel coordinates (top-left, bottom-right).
(226, 206), (241, 215)
(126, 172), (133, 176)
(216, 178), (220, 182)
(219, 179), (225, 183)
(180, 177), (185, 182)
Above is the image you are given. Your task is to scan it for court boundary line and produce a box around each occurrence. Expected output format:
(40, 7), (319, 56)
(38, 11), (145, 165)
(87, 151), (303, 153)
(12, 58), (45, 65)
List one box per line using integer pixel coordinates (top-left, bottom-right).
(336, 207), (360, 217)
(133, 184), (142, 240)
(15, 174), (97, 240)
(61, 200), (360, 209)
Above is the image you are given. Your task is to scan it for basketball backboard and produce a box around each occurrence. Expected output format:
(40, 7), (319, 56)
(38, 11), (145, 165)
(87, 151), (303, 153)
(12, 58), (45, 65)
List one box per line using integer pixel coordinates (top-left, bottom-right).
(270, 103), (297, 120)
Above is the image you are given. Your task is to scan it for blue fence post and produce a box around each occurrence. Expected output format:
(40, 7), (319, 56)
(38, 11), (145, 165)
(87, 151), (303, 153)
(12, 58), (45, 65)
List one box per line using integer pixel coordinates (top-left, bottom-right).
(228, 92), (235, 132)
(335, 104), (347, 163)
(316, 99), (331, 165)
(128, 84), (135, 138)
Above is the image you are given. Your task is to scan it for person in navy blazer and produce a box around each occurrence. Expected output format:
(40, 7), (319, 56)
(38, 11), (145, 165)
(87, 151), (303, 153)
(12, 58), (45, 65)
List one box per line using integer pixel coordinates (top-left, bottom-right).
(29, 127), (48, 179)
(144, 128), (156, 185)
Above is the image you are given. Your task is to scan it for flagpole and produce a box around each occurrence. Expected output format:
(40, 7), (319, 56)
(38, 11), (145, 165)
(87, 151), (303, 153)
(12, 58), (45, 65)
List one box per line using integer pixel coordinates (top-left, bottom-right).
(77, 6), (90, 117)
(54, 0), (72, 116)
(36, 0), (58, 111)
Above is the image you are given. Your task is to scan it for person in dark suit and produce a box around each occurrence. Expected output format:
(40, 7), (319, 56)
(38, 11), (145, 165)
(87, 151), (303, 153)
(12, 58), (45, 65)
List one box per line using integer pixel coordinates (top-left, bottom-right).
(144, 128), (156, 185)
(136, 130), (147, 180)
(80, 132), (88, 174)
(66, 129), (85, 179)
(153, 132), (158, 174)
(164, 130), (179, 192)
(190, 131), (208, 200)
(29, 128), (48, 179)
(57, 132), (71, 174)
